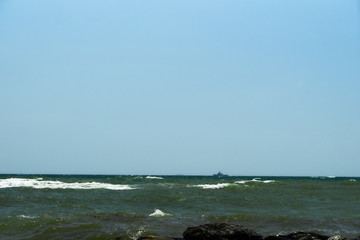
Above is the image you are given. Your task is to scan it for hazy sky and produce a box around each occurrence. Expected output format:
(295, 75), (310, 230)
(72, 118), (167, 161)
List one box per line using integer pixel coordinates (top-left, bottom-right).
(1, 0), (359, 176)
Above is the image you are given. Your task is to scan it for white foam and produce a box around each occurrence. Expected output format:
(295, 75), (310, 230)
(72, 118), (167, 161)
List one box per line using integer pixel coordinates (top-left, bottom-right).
(149, 209), (171, 217)
(0, 178), (135, 190)
(234, 180), (247, 184)
(146, 176), (164, 179)
(349, 179), (357, 182)
(262, 180), (276, 183)
(235, 178), (275, 184)
(131, 227), (146, 240)
(328, 176), (336, 178)
(192, 183), (232, 189)
(18, 215), (35, 219)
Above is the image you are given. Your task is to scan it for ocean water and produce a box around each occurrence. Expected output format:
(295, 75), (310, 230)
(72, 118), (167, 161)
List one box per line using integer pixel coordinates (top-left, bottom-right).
(0, 175), (359, 240)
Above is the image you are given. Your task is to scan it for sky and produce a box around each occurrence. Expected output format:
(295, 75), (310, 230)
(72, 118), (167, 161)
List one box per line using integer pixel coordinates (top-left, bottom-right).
(0, 0), (359, 176)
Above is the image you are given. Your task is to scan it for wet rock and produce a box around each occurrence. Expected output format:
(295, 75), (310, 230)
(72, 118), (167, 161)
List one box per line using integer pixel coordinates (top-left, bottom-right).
(138, 235), (158, 240)
(183, 223), (263, 240)
(264, 232), (329, 240)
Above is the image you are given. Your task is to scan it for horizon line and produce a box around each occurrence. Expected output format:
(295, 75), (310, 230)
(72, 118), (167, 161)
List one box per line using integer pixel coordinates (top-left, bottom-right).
(0, 173), (359, 178)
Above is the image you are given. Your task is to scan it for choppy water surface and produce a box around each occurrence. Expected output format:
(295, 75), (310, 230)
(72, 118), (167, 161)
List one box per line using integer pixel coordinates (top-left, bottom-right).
(0, 175), (359, 240)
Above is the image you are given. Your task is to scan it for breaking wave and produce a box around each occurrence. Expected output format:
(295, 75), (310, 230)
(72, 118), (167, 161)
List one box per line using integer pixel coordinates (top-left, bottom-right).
(0, 178), (135, 190)
(192, 183), (237, 189)
(235, 178), (275, 184)
(191, 178), (275, 189)
(146, 176), (164, 180)
(17, 215), (35, 219)
(149, 209), (171, 217)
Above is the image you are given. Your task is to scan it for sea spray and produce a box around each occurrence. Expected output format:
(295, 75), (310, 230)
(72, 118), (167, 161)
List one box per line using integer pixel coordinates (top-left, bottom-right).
(149, 209), (171, 217)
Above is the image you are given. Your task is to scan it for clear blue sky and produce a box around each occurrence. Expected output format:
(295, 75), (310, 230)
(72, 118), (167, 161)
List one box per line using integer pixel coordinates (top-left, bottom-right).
(0, 0), (359, 176)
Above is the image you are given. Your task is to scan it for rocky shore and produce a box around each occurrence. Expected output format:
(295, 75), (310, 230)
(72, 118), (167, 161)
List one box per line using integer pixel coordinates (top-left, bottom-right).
(130, 223), (360, 240)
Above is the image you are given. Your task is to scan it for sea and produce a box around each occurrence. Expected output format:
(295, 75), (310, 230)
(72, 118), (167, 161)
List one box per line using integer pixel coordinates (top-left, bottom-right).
(0, 175), (359, 240)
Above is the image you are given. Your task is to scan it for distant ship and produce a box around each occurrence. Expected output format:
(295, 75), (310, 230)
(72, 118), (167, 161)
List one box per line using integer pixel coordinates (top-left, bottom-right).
(213, 172), (228, 177)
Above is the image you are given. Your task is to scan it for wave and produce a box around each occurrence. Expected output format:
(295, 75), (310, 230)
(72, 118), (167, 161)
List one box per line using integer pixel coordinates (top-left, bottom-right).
(192, 183), (237, 189)
(17, 215), (35, 219)
(146, 176), (164, 180)
(190, 178), (275, 189)
(235, 178), (275, 184)
(149, 209), (171, 217)
(0, 178), (135, 190)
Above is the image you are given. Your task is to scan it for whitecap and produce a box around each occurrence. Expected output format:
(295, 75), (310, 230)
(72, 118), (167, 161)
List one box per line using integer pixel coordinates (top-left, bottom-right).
(0, 178), (135, 190)
(149, 209), (171, 217)
(192, 183), (232, 189)
(146, 176), (164, 180)
(17, 215), (35, 219)
(235, 180), (247, 184)
(349, 179), (357, 182)
(235, 178), (275, 184)
(328, 176), (336, 178)
(262, 180), (275, 183)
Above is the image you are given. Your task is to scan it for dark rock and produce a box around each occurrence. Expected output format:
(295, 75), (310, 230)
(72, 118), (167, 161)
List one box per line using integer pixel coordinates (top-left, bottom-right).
(264, 232), (329, 240)
(183, 223), (263, 240)
(138, 235), (157, 240)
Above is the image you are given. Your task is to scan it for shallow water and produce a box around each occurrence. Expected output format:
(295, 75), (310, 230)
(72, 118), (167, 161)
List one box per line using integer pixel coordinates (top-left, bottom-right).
(0, 175), (359, 240)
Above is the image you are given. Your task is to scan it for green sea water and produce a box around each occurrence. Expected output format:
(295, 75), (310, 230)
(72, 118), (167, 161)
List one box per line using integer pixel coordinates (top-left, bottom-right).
(0, 175), (359, 240)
